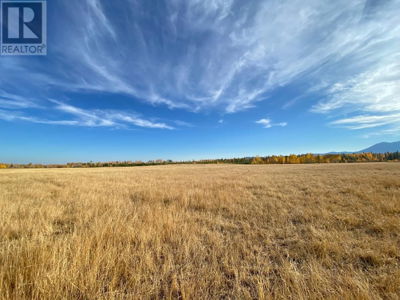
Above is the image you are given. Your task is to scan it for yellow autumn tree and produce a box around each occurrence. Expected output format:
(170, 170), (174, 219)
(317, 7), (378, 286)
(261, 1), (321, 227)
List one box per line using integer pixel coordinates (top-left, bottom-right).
(288, 155), (300, 164)
(251, 156), (264, 164)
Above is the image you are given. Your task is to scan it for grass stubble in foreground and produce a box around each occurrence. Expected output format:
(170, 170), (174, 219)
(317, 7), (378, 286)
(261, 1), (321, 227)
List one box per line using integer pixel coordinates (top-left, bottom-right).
(0, 163), (399, 299)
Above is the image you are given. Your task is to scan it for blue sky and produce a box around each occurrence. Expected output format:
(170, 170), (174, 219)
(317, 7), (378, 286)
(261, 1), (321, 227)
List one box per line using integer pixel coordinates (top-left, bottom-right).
(1, 0), (400, 163)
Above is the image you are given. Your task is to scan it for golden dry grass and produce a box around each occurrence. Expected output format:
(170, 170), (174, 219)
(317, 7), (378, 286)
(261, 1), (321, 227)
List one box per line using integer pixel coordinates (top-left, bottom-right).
(0, 163), (399, 299)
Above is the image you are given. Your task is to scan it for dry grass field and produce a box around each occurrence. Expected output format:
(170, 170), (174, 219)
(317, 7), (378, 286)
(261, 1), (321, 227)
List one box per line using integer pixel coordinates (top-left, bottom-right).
(0, 163), (399, 299)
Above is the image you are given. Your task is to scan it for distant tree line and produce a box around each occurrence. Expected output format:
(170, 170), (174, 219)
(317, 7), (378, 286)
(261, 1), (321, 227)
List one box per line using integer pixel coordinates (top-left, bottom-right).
(194, 152), (400, 165)
(0, 152), (399, 169)
(247, 152), (400, 164)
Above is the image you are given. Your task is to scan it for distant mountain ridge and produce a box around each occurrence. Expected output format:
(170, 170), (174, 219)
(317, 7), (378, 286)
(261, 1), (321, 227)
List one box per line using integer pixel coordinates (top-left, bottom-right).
(357, 141), (400, 153)
(329, 141), (400, 154)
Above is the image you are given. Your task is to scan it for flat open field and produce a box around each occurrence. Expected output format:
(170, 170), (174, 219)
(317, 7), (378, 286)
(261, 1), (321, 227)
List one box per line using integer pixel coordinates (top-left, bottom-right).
(1, 163), (399, 299)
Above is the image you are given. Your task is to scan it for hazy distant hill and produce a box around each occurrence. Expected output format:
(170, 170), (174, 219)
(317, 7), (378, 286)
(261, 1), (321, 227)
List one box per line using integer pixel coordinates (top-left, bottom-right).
(357, 141), (400, 153)
(327, 141), (400, 154)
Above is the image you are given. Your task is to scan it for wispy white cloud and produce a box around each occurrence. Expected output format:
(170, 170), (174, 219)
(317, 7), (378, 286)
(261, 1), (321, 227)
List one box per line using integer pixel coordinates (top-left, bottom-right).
(51, 100), (117, 127)
(0, 109), (78, 125)
(256, 119), (272, 128)
(0, 99), (34, 109)
(0, 100), (174, 130)
(101, 112), (174, 130)
(312, 60), (400, 114)
(361, 126), (400, 139)
(60, 0), (400, 120)
(313, 57), (400, 132)
(0, 0), (399, 134)
(256, 118), (287, 129)
(51, 100), (174, 129)
(0, 90), (40, 109)
(86, 0), (116, 39)
(330, 113), (400, 130)
(306, 1), (400, 133)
